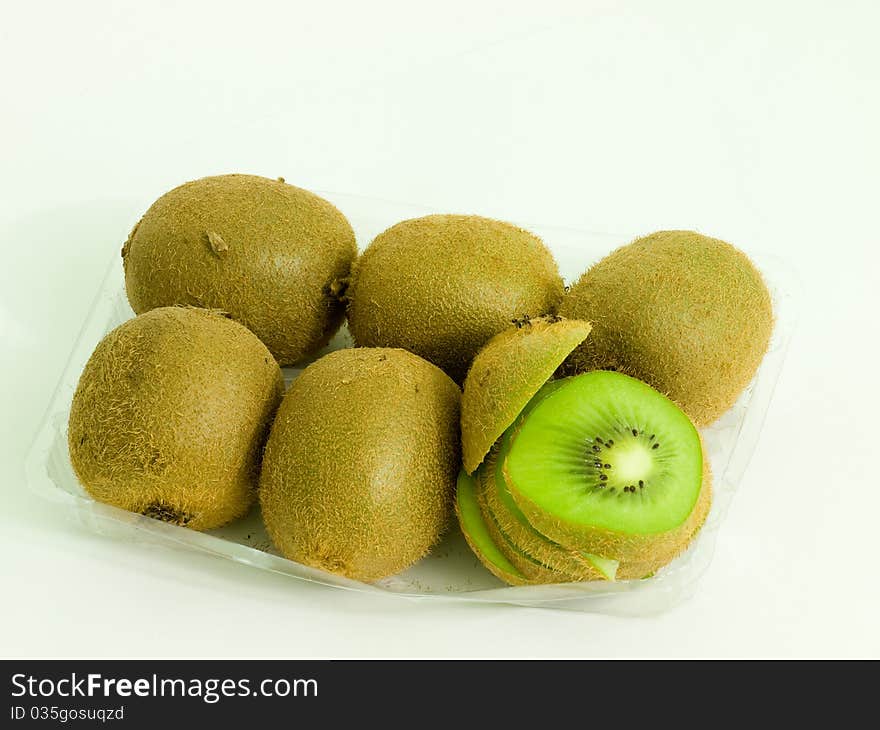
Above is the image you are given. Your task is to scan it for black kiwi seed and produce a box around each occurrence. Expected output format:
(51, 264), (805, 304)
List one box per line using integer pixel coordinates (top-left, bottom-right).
(652, 443), (659, 449)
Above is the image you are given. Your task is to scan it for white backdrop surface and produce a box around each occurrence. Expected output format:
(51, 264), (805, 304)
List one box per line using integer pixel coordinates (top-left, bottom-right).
(1, 1), (878, 657)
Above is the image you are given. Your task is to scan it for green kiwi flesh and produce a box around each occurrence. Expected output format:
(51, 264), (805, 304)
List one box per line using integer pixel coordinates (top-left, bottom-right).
(505, 370), (708, 563)
(455, 471), (528, 586)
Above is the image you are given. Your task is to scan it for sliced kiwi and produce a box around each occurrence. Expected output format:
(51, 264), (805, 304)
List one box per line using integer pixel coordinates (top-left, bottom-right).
(455, 471), (528, 586)
(486, 379), (624, 580)
(481, 442), (611, 580)
(504, 370), (711, 563)
(476, 492), (574, 584)
(460, 315), (591, 474)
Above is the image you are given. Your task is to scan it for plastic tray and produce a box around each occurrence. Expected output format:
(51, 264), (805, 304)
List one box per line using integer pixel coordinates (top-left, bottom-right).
(24, 193), (797, 615)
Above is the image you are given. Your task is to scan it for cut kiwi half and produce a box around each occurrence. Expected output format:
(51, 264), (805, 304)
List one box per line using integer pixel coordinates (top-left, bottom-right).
(461, 316), (592, 474)
(504, 370), (712, 563)
(455, 470), (528, 586)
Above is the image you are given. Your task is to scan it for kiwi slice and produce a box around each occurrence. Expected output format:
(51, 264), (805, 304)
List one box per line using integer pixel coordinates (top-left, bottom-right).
(460, 316), (591, 473)
(504, 370), (711, 563)
(475, 470), (584, 583)
(482, 441), (612, 580)
(455, 471), (528, 586)
(484, 380), (621, 581)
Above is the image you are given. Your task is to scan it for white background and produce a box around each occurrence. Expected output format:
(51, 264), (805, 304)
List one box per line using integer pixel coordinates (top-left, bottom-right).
(2, 1), (878, 658)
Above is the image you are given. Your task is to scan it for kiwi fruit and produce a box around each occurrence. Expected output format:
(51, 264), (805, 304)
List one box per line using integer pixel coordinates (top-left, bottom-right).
(503, 370), (712, 564)
(68, 306), (284, 530)
(455, 471), (528, 586)
(346, 215), (564, 382)
(460, 315), (592, 474)
(560, 230), (773, 425)
(483, 448), (674, 581)
(479, 385), (658, 582)
(480, 443), (619, 581)
(475, 496), (573, 584)
(123, 174), (357, 365)
(259, 348), (461, 582)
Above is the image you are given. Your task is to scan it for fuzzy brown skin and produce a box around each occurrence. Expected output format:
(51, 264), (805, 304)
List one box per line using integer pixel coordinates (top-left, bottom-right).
(559, 230), (773, 426)
(460, 316), (591, 473)
(260, 348), (461, 583)
(68, 307), (284, 531)
(505, 449), (713, 566)
(123, 174), (357, 365)
(346, 215), (564, 383)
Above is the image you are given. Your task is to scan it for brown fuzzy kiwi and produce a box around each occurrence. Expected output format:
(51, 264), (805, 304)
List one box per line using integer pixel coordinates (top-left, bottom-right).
(504, 448), (713, 566)
(123, 174), (357, 365)
(68, 307), (284, 531)
(259, 348), (461, 582)
(560, 230), (774, 425)
(346, 214), (564, 382)
(460, 316), (591, 474)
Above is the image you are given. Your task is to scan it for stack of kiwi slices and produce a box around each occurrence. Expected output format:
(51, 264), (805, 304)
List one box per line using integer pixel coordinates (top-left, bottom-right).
(457, 317), (713, 585)
(66, 172), (773, 591)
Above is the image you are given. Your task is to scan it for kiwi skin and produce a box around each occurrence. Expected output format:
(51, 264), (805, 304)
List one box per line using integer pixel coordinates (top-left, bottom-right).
(560, 230), (773, 426)
(346, 214), (564, 383)
(461, 315), (592, 474)
(504, 448), (713, 566)
(260, 348), (461, 583)
(68, 307), (284, 531)
(123, 174), (357, 365)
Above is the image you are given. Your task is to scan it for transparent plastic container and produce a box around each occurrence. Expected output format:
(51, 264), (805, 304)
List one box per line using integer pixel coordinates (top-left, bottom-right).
(24, 193), (797, 615)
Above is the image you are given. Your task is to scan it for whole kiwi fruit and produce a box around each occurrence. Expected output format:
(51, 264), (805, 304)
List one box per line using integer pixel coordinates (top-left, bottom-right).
(68, 307), (284, 530)
(346, 214), (564, 382)
(259, 347), (461, 582)
(122, 174), (357, 365)
(560, 230), (773, 425)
